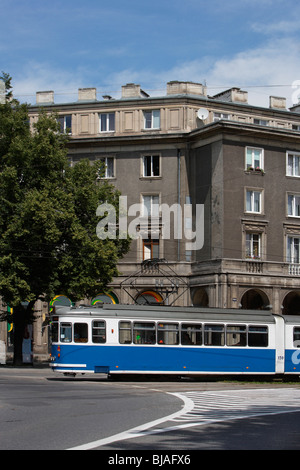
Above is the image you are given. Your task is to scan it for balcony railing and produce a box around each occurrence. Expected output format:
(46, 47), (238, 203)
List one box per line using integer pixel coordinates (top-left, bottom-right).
(245, 260), (264, 273)
(192, 259), (300, 278)
(288, 264), (300, 276)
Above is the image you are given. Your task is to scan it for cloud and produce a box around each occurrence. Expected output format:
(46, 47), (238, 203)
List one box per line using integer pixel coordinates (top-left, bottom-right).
(12, 36), (300, 110)
(12, 62), (87, 104)
(144, 37), (300, 108)
(251, 20), (300, 35)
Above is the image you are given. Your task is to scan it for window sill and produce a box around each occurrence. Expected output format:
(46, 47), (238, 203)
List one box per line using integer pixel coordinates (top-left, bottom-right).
(245, 169), (265, 175)
(140, 176), (162, 180)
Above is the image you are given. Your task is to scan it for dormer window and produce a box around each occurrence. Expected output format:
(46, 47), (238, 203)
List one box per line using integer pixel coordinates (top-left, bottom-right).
(144, 110), (160, 129)
(99, 113), (115, 132)
(58, 115), (72, 134)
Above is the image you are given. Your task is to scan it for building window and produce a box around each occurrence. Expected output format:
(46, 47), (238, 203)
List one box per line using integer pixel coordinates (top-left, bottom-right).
(143, 238), (159, 260)
(99, 157), (115, 178)
(142, 195), (159, 217)
(246, 189), (262, 213)
(288, 194), (300, 217)
(287, 236), (300, 263)
(287, 152), (300, 177)
(144, 110), (160, 129)
(246, 147), (264, 170)
(58, 115), (72, 134)
(246, 233), (261, 259)
(143, 155), (160, 177)
(253, 118), (269, 126)
(99, 113), (115, 132)
(213, 112), (230, 122)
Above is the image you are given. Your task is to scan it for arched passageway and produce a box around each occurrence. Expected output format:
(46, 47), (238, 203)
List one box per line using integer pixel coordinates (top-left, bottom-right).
(282, 291), (300, 315)
(240, 289), (270, 310)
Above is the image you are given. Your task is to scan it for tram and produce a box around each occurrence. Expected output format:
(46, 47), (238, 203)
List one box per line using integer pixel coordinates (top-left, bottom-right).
(49, 304), (300, 376)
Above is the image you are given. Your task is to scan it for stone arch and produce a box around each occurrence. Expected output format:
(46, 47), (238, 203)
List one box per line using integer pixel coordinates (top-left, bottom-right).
(91, 292), (119, 305)
(282, 291), (300, 315)
(136, 291), (164, 305)
(191, 288), (209, 307)
(240, 288), (270, 310)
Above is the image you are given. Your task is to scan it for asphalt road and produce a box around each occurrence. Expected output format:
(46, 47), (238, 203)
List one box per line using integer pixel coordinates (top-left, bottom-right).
(1, 366), (300, 452)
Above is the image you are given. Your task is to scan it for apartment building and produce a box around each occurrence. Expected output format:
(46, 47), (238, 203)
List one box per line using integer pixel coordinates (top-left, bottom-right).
(27, 81), (300, 314)
(5, 80), (299, 361)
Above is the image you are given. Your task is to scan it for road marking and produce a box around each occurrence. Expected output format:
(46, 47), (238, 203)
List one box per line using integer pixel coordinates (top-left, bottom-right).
(67, 392), (194, 450)
(172, 388), (300, 425)
(67, 388), (300, 450)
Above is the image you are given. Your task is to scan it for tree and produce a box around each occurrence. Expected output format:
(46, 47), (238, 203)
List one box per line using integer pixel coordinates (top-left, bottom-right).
(0, 73), (130, 365)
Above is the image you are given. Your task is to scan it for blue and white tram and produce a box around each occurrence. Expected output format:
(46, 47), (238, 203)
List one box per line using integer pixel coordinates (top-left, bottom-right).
(49, 304), (300, 376)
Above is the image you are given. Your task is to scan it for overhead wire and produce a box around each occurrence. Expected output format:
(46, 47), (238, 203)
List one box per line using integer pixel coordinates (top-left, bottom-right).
(11, 82), (295, 100)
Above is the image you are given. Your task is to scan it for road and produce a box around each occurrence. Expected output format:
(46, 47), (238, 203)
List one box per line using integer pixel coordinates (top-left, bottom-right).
(1, 366), (300, 452)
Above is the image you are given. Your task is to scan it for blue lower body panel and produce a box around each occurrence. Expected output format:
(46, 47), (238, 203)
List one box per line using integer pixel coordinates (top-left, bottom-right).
(51, 344), (276, 374)
(285, 349), (300, 374)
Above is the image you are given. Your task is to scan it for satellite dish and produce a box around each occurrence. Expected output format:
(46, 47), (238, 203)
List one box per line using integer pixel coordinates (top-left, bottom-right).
(197, 108), (209, 120)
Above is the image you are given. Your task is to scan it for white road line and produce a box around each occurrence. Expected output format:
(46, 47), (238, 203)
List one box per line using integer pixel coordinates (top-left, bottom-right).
(67, 388), (300, 450)
(67, 392), (194, 451)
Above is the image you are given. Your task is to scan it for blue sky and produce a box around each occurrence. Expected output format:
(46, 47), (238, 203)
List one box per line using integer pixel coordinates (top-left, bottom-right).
(1, 0), (300, 107)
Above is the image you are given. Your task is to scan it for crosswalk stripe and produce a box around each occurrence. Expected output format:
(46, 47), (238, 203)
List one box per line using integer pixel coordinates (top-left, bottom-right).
(171, 388), (300, 424)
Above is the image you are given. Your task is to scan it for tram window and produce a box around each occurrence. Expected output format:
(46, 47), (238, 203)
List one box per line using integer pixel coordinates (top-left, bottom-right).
(119, 321), (132, 344)
(157, 323), (179, 345)
(51, 322), (59, 343)
(248, 326), (268, 347)
(92, 321), (106, 343)
(204, 324), (225, 346)
(74, 323), (88, 343)
(60, 323), (72, 343)
(293, 327), (300, 347)
(181, 324), (202, 345)
(133, 322), (156, 344)
(226, 325), (246, 347)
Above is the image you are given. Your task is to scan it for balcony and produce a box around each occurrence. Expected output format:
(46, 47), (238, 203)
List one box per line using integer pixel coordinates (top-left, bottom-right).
(191, 258), (300, 278)
(288, 264), (300, 276)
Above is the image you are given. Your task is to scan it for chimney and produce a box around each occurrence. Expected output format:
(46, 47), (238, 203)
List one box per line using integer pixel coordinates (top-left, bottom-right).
(213, 88), (248, 104)
(36, 91), (54, 104)
(167, 81), (207, 97)
(269, 96), (286, 110)
(78, 88), (97, 101)
(121, 83), (149, 98)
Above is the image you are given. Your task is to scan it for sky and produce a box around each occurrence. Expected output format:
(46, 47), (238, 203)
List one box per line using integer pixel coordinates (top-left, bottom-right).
(1, 0), (300, 108)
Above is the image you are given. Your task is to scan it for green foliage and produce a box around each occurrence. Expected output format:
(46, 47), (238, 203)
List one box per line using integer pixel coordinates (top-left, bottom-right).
(0, 73), (130, 320)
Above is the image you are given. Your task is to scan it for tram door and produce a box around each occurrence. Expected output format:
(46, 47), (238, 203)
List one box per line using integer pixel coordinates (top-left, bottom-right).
(274, 316), (285, 374)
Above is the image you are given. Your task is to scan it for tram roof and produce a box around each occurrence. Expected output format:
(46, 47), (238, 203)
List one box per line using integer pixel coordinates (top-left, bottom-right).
(52, 304), (277, 324)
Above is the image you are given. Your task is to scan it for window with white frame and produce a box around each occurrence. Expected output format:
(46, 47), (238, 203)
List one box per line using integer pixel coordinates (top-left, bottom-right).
(287, 152), (300, 177)
(246, 189), (262, 213)
(246, 233), (261, 259)
(99, 157), (115, 178)
(287, 236), (300, 263)
(143, 155), (160, 177)
(288, 194), (300, 217)
(213, 112), (230, 122)
(142, 195), (159, 217)
(58, 115), (72, 134)
(144, 110), (160, 129)
(254, 118), (269, 126)
(246, 147), (264, 170)
(99, 112), (115, 132)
